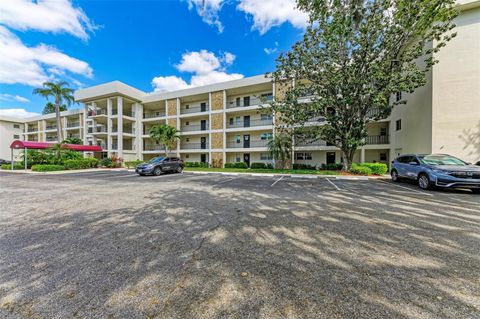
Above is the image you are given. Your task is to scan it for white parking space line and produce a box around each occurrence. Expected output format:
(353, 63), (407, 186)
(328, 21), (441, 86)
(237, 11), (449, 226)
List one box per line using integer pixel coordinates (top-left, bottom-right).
(377, 179), (433, 196)
(214, 177), (236, 185)
(271, 176), (284, 187)
(326, 178), (341, 191)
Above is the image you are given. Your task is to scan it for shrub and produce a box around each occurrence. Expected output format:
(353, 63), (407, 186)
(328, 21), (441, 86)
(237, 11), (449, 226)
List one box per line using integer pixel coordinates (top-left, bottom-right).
(225, 162), (248, 169)
(60, 150), (83, 162)
(63, 158), (99, 170)
(31, 164), (65, 172)
(125, 160), (144, 168)
(100, 156), (122, 168)
(350, 163), (372, 175)
(320, 163), (343, 170)
(293, 163), (317, 170)
(250, 162), (267, 169)
(360, 162), (388, 175)
(1, 163), (23, 170)
(266, 163), (274, 169)
(100, 157), (113, 167)
(185, 162), (209, 168)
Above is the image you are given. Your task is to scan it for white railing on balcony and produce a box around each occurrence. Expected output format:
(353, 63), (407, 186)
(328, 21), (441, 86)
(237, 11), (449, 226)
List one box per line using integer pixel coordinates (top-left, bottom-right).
(226, 96), (272, 109)
(180, 104), (209, 115)
(295, 140), (328, 147)
(88, 126), (107, 133)
(366, 135), (389, 144)
(123, 111), (135, 118)
(181, 124), (209, 132)
(226, 119), (273, 129)
(144, 144), (166, 151)
(27, 127), (38, 132)
(67, 122), (80, 128)
(88, 109), (107, 116)
(46, 136), (58, 142)
(143, 111), (166, 119)
(45, 124), (57, 130)
(180, 143), (209, 150)
(226, 140), (269, 148)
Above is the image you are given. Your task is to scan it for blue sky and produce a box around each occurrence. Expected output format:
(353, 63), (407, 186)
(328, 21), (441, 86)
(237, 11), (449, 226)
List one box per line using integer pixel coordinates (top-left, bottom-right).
(0, 0), (307, 117)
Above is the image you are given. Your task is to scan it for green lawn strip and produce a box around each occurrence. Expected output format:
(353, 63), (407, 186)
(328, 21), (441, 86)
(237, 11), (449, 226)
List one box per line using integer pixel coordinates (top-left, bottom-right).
(184, 167), (341, 175)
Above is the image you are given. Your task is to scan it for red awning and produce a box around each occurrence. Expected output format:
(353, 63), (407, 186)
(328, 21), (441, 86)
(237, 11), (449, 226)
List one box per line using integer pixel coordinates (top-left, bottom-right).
(10, 140), (102, 152)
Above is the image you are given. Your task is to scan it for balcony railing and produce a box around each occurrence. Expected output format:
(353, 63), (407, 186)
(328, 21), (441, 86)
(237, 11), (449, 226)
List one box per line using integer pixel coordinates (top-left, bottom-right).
(180, 104), (209, 115)
(66, 134), (81, 139)
(111, 143), (118, 150)
(144, 144), (166, 151)
(88, 109), (107, 116)
(46, 136), (58, 142)
(45, 125), (57, 130)
(88, 126), (107, 133)
(123, 127), (135, 134)
(226, 140), (269, 148)
(366, 135), (389, 144)
(123, 111), (135, 118)
(295, 140), (328, 147)
(143, 111), (166, 119)
(180, 143), (209, 150)
(226, 119), (273, 129)
(27, 127), (38, 132)
(226, 96), (273, 109)
(97, 143), (107, 149)
(181, 124), (208, 132)
(67, 122), (80, 128)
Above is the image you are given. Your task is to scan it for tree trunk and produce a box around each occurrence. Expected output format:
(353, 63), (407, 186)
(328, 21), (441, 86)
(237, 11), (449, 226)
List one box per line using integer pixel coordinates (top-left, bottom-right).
(55, 97), (63, 142)
(341, 147), (356, 172)
(164, 145), (168, 157)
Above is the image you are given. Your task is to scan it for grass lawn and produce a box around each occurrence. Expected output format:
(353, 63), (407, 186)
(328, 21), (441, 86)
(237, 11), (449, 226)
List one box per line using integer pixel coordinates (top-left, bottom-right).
(184, 167), (341, 175)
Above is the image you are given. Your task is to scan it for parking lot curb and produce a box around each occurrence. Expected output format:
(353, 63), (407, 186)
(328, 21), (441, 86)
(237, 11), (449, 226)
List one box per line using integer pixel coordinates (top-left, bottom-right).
(183, 170), (384, 180)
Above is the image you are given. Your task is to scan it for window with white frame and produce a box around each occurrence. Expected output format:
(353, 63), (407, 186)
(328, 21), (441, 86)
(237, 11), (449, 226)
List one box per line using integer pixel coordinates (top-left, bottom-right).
(13, 134), (20, 139)
(379, 153), (387, 161)
(260, 113), (273, 121)
(260, 153), (273, 160)
(235, 154), (241, 162)
(13, 124), (20, 129)
(304, 152), (312, 160)
(235, 116), (241, 125)
(295, 153), (304, 160)
(235, 135), (241, 143)
(295, 152), (312, 160)
(260, 133), (273, 140)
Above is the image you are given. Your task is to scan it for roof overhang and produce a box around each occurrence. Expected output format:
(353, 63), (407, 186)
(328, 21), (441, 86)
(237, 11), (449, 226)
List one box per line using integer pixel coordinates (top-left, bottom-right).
(74, 81), (146, 103)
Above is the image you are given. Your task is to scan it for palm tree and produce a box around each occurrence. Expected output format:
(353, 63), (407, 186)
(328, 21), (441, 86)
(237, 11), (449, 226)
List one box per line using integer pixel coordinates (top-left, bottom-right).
(42, 102), (67, 115)
(267, 132), (292, 169)
(62, 137), (83, 145)
(149, 124), (180, 157)
(33, 81), (74, 142)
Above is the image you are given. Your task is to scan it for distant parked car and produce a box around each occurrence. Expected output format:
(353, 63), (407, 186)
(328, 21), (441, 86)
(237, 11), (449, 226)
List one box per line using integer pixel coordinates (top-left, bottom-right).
(0, 159), (11, 165)
(391, 154), (480, 193)
(135, 156), (184, 176)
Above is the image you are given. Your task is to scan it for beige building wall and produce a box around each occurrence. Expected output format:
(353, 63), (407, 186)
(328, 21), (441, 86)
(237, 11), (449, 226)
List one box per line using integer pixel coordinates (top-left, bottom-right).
(431, 5), (480, 163)
(0, 118), (24, 161)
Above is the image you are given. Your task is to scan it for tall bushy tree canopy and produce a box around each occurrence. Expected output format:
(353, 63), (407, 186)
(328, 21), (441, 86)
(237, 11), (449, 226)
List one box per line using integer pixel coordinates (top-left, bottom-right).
(149, 124), (180, 157)
(270, 0), (458, 170)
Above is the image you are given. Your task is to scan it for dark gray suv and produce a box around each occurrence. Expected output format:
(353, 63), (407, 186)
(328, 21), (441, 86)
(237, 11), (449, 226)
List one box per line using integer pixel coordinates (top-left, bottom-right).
(391, 154), (480, 193)
(135, 157), (184, 176)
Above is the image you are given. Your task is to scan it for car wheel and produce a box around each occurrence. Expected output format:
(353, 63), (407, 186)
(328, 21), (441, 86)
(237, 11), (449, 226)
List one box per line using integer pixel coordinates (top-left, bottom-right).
(471, 189), (480, 194)
(391, 169), (400, 182)
(153, 167), (162, 176)
(176, 166), (183, 173)
(417, 173), (432, 190)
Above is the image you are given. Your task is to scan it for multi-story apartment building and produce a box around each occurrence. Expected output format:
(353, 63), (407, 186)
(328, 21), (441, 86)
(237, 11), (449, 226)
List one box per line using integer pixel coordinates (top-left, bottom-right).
(0, 116), (24, 161)
(2, 0), (478, 168)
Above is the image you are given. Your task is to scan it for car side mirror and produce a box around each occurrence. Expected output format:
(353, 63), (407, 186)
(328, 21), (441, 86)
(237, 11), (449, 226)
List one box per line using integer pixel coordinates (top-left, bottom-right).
(409, 162), (418, 166)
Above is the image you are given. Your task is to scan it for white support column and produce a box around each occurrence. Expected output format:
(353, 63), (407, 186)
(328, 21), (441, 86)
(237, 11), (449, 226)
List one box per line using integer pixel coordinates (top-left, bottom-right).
(176, 98), (180, 157)
(62, 117), (67, 140)
(208, 93), (212, 166)
(107, 98), (113, 156)
(222, 90), (226, 167)
(135, 102), (143, 160)
(360, 147), (366, 163)
(117, 97), (123, 159)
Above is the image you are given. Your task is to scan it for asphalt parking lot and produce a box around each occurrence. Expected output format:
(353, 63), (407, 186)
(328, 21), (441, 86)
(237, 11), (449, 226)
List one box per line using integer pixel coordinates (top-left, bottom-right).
(0, 170), (479, 319)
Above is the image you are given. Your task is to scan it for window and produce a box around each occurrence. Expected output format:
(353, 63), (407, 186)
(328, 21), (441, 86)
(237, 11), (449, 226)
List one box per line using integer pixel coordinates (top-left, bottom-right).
(260, 133), (273, 140)
(304, 152), (312, 160)
(396, 92), (402, 102)
(395, 119), (402, 131)
(229, 118), (233, 125)
(260, 114), (273, 121)
(186, 154), (190, 158)
(235, 154), (241, 162)
(236, 97), (241, 107)
(186, 104), (189, 109)
(235, 116), (241, 125)
(260, 153), (273, 160)
(13, 134), (20, 139)
(261, 93), (273, 101)
(295, 153), (304, 160)
(380, 127), (387, 136)
(13, 124), (20, 129)
(243, 96), (250, 107)
(380, 153), (387, 161)
(186, 138), (190, 142)
(186, 121), (189, 125)
(235, 135), (241, 143)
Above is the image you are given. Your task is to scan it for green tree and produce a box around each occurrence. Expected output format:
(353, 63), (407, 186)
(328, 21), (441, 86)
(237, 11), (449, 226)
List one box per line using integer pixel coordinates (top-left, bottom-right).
(270, 0), (457, 171)
(33, 81), (75, 142)
(267, 132), (293, 169)
(62, 137), (83, 145)
(42, 102), (67, 115)
(148, 124), (180, 157)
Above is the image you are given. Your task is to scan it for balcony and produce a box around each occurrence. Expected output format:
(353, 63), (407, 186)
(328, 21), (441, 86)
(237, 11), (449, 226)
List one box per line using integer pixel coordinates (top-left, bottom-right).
(144, 144), (166, 151)
(366, 135), (389, 145)
(88, 126), (107, 134)
(123, 127), (135, 134)
(295, 140), (328, 147)
(27, 127), (38, 132)
(143, 111), (166, 119)
(226, 96), (272, 109)
(111, 144), (118, 150)
(67, 122), (80, 128)
(123, 111), (135, 118)
(180, 104), (209, 115)
(46, 136), (58, 142)
(181, 143), (209, 150)
(181, 124), (208, 132)
(66, 134), (81, 139)
(45, 124), (57, 130)
(88, 109), (107, 117)
(226, 119), (273, 129)
(226, 140), (269, 149)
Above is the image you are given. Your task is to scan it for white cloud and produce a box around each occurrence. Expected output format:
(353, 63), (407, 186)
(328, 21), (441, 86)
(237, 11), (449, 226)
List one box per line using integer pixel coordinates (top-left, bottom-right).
(237, 0), (308, 34)
(0, 108), (39, 118)
(187, 0), (224, 33)
(0, 0), (96, 40)
(0, 94), (30, 103)
(0, 26), (93, 86)
(152, 50), (243, 92)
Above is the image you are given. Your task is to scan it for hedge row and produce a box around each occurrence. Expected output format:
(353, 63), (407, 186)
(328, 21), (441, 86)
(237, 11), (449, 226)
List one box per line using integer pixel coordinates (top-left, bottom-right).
(0, 163), (24, 170)
(350, 163), (388, 175)
(224, 162), (248, 169)
(63, 158), (99, 170)
(125, 160), (144, 168)
(250, 162), (274, 169)
(31, 164), (66, 172)
(185, 162), (209, 168)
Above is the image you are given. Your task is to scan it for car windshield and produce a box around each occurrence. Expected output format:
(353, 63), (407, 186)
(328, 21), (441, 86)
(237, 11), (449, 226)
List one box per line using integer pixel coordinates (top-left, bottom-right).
(419, 155), (466, 166)
(149, 157), (165, 163)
